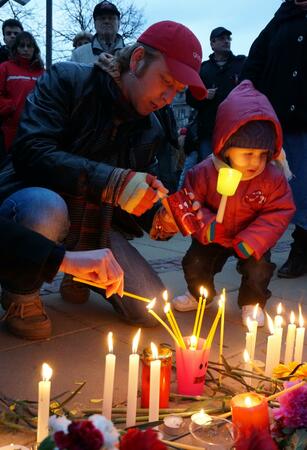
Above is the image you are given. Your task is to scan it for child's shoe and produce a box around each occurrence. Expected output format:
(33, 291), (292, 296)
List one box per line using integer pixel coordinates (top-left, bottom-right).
(172, 291), (198, 312)
(242, 304), (265, 327)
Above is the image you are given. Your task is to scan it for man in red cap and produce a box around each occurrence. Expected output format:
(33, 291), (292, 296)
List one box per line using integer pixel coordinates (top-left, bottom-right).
(0, 21), (206, 339)
(71, 1), (124, 64)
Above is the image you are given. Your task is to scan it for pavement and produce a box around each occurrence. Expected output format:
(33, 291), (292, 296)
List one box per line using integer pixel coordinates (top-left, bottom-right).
(0, 224), (306, 446)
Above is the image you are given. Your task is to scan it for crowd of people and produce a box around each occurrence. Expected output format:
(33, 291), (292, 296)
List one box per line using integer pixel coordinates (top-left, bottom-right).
(0, 0), (306, 341)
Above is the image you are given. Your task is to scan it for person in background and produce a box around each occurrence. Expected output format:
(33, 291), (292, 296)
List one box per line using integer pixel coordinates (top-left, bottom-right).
(179, 27), (245, 188)
(152, 81), (295, 327)
(0, 21), (206, 339)
(0, 31), (44, 153)
(241, 0), (307, 279)
(71, 1), (124, 63)
(72, 31), (93, 49)
(0, 19), (23, 64)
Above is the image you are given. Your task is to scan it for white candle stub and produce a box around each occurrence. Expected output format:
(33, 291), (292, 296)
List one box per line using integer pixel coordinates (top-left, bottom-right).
(164, 415), (184, 429)
(191, 410), (212, 426)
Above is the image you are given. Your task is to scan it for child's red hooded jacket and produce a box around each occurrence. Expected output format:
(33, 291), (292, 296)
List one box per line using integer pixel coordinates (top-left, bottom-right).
(184, 80), (295, 259)
(0, 56), (44, 151)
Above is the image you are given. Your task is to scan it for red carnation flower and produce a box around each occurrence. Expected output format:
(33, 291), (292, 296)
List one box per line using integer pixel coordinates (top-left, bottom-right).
(54, 420), (104, 450)
(120, 428), (167, 450)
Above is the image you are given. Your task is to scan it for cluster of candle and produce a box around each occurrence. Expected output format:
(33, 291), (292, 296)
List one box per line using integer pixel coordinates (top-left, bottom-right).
(243, 302), (305, 378)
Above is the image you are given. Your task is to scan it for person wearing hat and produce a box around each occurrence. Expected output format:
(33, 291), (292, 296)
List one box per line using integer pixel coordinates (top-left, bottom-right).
(155, 81), (295, 327)
(71, 1), (124, 64)
(241, 0), (307, 279)
(0, 21), (206, 339)
(179, 27), (245, 189)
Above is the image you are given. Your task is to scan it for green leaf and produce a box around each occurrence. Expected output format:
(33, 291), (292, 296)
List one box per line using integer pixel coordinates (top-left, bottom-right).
(294, 428), (307, 450)
(38, 436), (56, 450)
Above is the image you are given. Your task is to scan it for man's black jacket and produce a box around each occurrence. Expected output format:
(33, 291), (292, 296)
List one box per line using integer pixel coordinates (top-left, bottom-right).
(186, 52), (245, 139)
(0, 62), (164, 233)
(241, 1), (307, 131)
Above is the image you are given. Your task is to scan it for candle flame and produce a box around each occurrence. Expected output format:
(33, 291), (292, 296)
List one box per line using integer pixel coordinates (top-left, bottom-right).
(266, 312), (275, 335)
(246, 316), (253, 333)
(132, 328), (141, 354)
(243, 349), (250, 363)
(253, 303), (259, 320)
(277, 302), (283, 315)
(245, 396), (252, 407)
(290, 311), (295, 325)
(218, 293), (225, 308)
(147, 298), (156, 310)
(200, 408), (204, 414)
(107, 331), (113, 353)
(164, 302), (170, 314)
(190, 335), (197, 350)
(298, 305), (304, 328)
(162, 290), (168, 302)
(199, 286), (204, 297)
(203, 288), (208, 298)
(151, 342), (158, 360)
(42, 362), (52, 381)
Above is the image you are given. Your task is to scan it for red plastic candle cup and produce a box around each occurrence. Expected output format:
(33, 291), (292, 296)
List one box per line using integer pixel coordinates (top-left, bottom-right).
(176, 337), (209, 396)
(141, 344), (172, 408)
(162, 189), (202, 236)
(231, 392), (269, 447)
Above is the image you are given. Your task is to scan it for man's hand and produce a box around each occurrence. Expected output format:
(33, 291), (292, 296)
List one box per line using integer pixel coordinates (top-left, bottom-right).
(118, 171), (168, 216)
(59, 249), (124, 297)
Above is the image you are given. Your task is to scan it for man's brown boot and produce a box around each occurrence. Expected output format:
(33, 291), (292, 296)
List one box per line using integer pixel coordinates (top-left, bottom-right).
(1, 291), (51, 340)
(60, 274), (90, 304)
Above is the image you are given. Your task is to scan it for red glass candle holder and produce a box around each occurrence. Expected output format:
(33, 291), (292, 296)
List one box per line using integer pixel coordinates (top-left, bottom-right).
(162, 188), (202, 236)
(141, 344), (172, 408)
(176, 337), (209, 396)
(231, 392), (270, 448)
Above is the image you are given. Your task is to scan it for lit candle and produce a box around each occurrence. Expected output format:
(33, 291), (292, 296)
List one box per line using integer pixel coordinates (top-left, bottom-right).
(231, 393), (269, 443)
(102, 331), (116, 419)
(37, 363), (52, 444)
(191, 409), (212, 426)
(294, 305), (305, 363)
(149, 342), (161, 422)
(284, 311), (296, 364)
(243, 350), (252, 386)
(274, 302), (284, 343)
(250, 304), (259, 360)
(192, 286), (204, 337)
(196, 288), (208, 341)
(147, 299), (180, 347)
(189, 335), (197, 351)
(216, 168), (242, 223)
(164, 298), (185, 349)
(245, 317), (254, 361)
(265, 313), (281, 377)
(126, 328), (141, 428)
(203, 296), (223, 350)
(219, 289), (226, 384)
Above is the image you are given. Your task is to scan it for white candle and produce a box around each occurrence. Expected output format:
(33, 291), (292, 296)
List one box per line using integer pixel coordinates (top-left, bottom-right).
(126, 328), (141, 428)
(294, 306), (305, 363)
(243, 350), (252, 386)
(102, 332), (116, 419)
(274, 302), (283, 330)
(265, 313), (280, 377)
(284, 311), (296, 364)
(37, 363), (52, 444)
(250, 304), (259, 360)
(191, 409), (212, 426)
(246, 317), (255, 361)
(149, 342), (161, 422)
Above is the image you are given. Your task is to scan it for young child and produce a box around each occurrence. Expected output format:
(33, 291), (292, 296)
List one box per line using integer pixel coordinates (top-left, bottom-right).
(151, 80), (295, 326)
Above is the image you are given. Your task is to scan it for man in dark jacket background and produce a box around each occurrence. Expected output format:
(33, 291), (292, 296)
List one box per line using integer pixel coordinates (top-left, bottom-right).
(0, 21), (206, 340)
(241, 0), (307, 278)
(179, 27), (245, 187)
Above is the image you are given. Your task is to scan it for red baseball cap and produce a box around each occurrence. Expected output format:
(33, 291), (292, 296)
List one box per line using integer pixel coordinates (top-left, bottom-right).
(137, 21), (207, 100)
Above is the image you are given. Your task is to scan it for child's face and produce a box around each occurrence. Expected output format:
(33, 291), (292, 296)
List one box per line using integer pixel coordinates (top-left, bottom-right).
(224, 147), (269, 180)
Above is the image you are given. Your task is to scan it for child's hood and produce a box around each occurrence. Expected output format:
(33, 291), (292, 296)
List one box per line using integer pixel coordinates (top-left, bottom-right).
(212, 80), (283, 160)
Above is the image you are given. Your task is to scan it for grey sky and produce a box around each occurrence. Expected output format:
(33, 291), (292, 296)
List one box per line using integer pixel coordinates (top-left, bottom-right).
(1, 0), (282, 59)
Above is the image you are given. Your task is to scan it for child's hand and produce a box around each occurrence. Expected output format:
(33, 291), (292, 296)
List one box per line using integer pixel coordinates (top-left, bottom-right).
(150, 206), (179, 240)
(206, 220), (227, 243)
